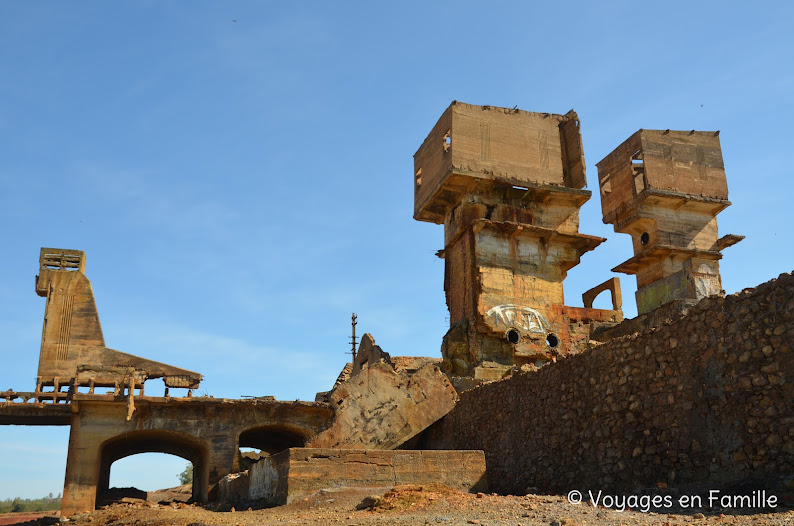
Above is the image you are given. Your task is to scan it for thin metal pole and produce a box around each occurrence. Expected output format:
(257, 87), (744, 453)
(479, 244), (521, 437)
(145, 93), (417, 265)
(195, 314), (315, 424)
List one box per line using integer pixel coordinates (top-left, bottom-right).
(349, 313), (358, 362)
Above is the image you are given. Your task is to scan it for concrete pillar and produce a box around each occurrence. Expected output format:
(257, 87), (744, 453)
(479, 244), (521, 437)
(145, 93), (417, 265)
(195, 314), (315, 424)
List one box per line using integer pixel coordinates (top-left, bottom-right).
(61, 413), (100, 517)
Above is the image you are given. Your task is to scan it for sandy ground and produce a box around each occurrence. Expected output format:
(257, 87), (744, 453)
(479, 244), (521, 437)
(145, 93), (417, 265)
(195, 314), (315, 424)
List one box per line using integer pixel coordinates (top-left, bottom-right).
(27, 485), (792, 526)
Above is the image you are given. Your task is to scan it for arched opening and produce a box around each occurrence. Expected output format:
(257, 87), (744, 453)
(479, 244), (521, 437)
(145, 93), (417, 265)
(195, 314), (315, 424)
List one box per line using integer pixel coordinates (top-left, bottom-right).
(588, 288), (614, 310)
(97, 430), (208, 508)
(106, 453), (192, 504)
(237, 425), (309, 471)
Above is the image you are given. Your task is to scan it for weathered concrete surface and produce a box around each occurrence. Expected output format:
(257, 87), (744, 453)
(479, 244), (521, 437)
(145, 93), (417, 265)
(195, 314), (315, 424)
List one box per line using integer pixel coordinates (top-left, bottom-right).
(350, 333), (441, 378)
(34, 248), (201, 401)
(596, 131), (743, 314)
(307, 360), (457, 450)
(60, 396), (333, 517)
(246, 448), (487, 507)
(413, 101), (586, 223)
(414, 103), (622, 380)
(422, 272), (794, 501)
(351, 333), (392, 376)
(217, 471), (250, 505)
(0, 401), (71, 425)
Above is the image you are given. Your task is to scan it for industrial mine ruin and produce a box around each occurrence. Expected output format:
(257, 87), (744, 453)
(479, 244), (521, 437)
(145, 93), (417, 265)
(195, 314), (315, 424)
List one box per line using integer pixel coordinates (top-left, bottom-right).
(2, 101), (792, 520)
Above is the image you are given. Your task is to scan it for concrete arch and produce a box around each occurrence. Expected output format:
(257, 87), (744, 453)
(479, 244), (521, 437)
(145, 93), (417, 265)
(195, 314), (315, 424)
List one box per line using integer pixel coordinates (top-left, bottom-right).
(237, 423), (310, 455)
(97, 429), (210, 506)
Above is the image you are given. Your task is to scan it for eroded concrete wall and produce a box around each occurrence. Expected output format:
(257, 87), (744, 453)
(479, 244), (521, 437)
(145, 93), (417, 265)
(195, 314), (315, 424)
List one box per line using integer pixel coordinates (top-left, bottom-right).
(308, 360), (457, 450)
(596, 131), (742, 314)
(422, 272), (794, 499)
(244, 448), (487, 507)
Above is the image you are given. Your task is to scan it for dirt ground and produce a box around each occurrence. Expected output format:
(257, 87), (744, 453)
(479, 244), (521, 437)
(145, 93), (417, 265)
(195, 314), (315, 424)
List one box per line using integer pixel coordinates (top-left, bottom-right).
(18, 485), (790, 526)
(0, 511), (58, 525)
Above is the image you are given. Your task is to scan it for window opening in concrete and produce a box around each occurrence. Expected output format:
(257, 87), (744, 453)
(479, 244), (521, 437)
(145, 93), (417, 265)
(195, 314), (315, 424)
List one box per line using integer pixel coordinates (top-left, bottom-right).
(506, 329), (520, 344)
(546, 334), (559, 348)
(641, 232), (650, 245)
(443, 130), (451, 152)
(631, 150), (646, 194)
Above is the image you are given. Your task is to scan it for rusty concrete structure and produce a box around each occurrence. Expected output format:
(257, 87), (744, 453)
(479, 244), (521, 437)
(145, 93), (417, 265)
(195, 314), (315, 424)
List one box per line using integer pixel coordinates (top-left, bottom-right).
(34, 248), (201, 406)
(308, 359), (457, 450)
(413, 101), (622, 381)
(60, 397), (332, 516)
(1, 249), (461, 518)
(596, 130), (743, 314)
(1, 102), (767, 519)
(219, 448), (487, 508)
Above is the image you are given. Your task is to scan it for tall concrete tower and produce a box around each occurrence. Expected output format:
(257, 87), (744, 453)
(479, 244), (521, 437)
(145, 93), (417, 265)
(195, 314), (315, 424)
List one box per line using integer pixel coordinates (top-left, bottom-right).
(414, 102), (621, 381)
(34, 248), (201, 400)
(596, 130), (743, 315)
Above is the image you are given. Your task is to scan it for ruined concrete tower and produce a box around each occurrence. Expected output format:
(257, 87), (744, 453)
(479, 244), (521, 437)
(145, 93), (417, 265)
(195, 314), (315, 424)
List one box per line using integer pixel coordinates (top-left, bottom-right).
(414, 102), (621, 381)
(35, 248), (201, 400)
(596, 130), (743, 314)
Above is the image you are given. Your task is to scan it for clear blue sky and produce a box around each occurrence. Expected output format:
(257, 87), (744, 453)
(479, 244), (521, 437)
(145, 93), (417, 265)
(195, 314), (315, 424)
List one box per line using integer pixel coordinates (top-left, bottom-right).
(1, 1), (792, 499)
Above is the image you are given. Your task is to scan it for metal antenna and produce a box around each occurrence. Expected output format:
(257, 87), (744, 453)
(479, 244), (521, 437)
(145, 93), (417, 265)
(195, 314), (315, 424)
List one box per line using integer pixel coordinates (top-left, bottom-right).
(349, 313), (358, 362)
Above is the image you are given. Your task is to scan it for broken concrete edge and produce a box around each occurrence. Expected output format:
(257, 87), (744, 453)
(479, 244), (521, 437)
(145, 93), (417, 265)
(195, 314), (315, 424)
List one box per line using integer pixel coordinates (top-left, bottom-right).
(308, 360), (458, 450)
(216, 448), (488, 509)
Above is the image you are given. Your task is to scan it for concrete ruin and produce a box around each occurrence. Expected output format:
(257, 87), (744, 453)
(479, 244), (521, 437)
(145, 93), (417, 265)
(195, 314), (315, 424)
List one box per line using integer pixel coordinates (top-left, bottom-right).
(1, 249), (461, 517)
(218, 449), (487, 508)
(34, 248), (201, 406)
(1, 101), (789, 518)
(596, 130), (743, 314)
(413, 102), (622, 382)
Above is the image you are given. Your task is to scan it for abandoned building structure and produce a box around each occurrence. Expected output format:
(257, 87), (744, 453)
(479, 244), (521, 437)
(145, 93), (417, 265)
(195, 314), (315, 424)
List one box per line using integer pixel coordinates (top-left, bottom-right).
(34, 248), (201, 404)
(1, 101), (791, 518)
(413, 102), (622, 382)
(596, 129), (743, 314)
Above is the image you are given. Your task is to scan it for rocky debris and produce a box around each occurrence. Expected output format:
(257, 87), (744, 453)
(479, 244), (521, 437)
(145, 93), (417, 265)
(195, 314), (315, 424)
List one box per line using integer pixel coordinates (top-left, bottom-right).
(58, 488), (794, 525)
(147, 484), (192, 504)
(355, 495), (381, 510)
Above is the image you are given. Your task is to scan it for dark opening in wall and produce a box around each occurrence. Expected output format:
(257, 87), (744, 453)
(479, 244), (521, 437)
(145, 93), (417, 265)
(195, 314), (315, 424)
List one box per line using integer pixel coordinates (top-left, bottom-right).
(546, 334), (559, 348)
(506, 329), (520, 344)
(641, 232), (650, 245)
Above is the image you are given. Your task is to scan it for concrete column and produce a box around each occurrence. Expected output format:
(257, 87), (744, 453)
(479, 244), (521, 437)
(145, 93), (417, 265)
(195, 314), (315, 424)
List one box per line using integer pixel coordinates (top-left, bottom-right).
(61, 412), (101, 517)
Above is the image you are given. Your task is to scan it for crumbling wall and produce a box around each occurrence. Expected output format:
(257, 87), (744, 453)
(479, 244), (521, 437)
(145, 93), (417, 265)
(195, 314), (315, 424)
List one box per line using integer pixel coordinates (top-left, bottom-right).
(308, 360), (458, 450)
(242, 449), (487, 508)
(422, 272), (794, 497)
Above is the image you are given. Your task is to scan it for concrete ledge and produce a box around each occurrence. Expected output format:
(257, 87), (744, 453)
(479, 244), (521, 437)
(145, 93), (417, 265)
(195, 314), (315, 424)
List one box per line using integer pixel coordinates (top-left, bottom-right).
(244, 448), (487, 507)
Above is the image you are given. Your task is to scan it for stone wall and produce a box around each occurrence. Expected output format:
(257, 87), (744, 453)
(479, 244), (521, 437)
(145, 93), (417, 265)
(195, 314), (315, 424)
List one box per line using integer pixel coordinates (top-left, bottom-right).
(422, 272), (794, 498)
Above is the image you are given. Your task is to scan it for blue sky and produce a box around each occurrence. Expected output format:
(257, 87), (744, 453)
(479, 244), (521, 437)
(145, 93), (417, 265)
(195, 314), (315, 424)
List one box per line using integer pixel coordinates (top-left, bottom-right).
(1, 1), (792, 499)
